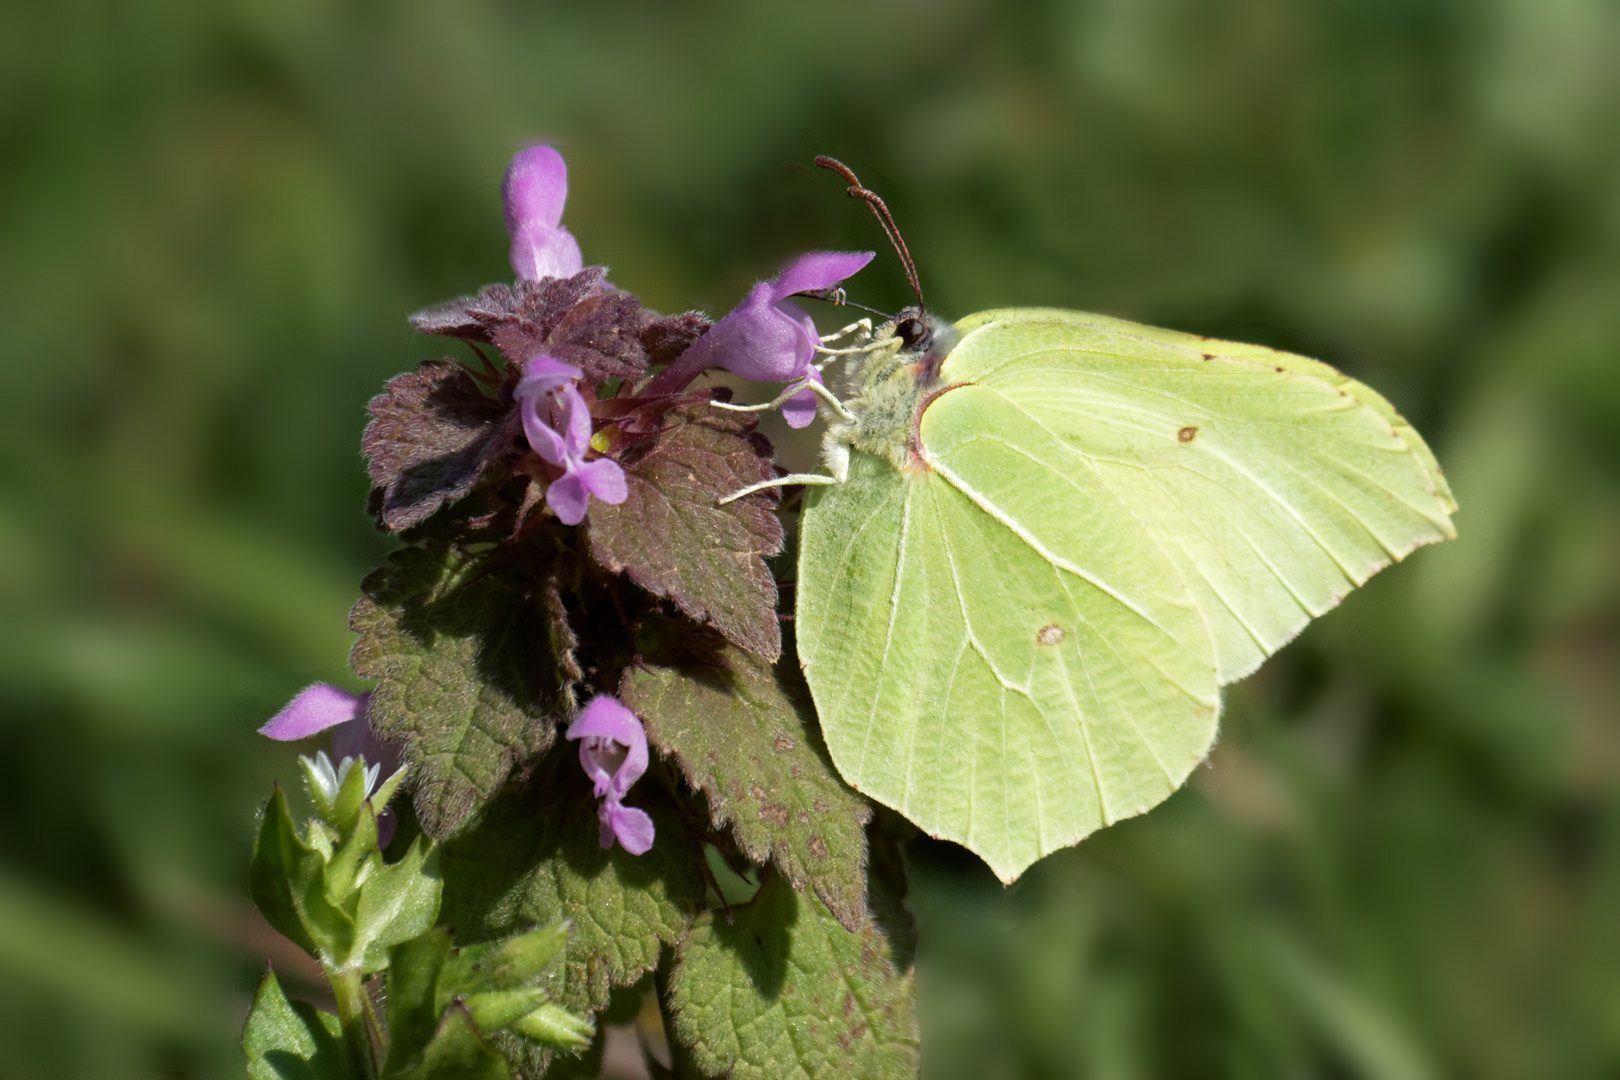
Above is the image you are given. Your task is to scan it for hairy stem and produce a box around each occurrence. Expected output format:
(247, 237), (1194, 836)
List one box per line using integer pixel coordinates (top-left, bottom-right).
(331, 969), (379, 1080)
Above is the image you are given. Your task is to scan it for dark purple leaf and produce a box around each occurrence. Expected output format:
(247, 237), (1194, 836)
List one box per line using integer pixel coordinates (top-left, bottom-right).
(640, 311), (711, 368)
(362, 359), (522, 531)
(408, 269), (650, 385)
(586, 402), (782, 659)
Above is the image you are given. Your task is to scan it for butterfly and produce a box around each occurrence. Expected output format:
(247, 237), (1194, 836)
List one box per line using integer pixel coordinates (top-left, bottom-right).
(725, 162), (1457, 883)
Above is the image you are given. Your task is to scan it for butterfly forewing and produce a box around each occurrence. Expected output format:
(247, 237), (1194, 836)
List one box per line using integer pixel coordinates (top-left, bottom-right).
(941, 310), (1457, 683)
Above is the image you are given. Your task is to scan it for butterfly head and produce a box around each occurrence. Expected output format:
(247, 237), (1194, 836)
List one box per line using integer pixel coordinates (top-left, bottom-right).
(892, 306), (960, 386)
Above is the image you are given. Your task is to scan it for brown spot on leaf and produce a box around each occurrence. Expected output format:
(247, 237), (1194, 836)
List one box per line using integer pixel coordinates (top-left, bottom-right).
(844, 992), (856, 1017)
(1201, 352), (1215, 361)
(808, 834), (829, 858)
(1178, 426), (1198, 443)
(761, 803), (790, 827)
(773, 734), (796, 753)
(813, 798), (829, 815)
(1036, 623), (1064, 646)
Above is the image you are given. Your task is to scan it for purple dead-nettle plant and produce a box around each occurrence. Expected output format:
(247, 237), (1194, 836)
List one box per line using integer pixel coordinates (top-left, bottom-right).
(566, 695), (655, 855)
(649, 250), (875, 426)
(246, 144), (920, 1080)
(516, 354), (627, 525)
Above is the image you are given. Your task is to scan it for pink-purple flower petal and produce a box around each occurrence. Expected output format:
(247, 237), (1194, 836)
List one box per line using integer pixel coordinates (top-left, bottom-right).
(502, 146), (584, 282)
(645, 250), (873, 399)
(601, 803), (655, 855)
(545, 473), (591, 526)
(516, 355), (627, 525)
(578, 457), (628, 505)
(566, 696), (654, 853)
(260, 683), (366, 741)
(781, 368), (824, 429)
(769, 250), (876, 301)
(510, 223), (584, 282)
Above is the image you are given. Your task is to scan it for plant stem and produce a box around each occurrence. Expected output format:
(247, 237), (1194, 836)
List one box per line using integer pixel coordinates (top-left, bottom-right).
(332, 969), (379, 1080)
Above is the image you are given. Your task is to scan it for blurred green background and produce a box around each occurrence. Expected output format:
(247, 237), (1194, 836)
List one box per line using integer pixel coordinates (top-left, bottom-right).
(2, 0), (1617, 1076)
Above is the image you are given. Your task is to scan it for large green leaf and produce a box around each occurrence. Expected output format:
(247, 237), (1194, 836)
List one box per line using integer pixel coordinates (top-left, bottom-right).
(437, 746), (704, 1073)
(621, 645), (871, 930)
(668, 873), (918, 1080)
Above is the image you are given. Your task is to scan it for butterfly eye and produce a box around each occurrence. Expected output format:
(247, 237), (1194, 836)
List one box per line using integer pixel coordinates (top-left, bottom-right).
(896, 315), (931, 351)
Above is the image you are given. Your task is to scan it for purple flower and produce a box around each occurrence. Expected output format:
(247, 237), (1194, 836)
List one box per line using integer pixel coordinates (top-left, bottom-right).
(503, 146), (584, 282)
(260, 683), (402, 844)
(566, 696), (655, 855)
(648, 250), (874, 427)
(516, 355), (627, 525)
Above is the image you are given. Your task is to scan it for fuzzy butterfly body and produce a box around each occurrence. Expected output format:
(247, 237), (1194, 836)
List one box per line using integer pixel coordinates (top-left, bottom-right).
(795, 307), (1456, 883)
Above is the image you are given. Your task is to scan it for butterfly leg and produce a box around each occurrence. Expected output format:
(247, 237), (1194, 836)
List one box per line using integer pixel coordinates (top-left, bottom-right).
(718, 472), (841, 505)
(717, 436), (850, 505)
(819, 318), (874, 345)
(710, 377), (857, 422)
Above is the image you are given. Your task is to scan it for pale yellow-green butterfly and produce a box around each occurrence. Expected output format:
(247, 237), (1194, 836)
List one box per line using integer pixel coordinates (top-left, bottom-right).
(722, 162), (1456, 883)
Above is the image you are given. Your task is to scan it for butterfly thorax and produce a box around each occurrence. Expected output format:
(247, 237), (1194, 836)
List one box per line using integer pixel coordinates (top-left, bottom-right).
(827, 308), (959, 475)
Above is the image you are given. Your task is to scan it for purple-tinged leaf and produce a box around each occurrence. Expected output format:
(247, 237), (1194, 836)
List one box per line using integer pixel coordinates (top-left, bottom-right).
(362, 359), (522, 531)
(349, 544), (572, 838)
(586, 402), (783, 659)
(621, 644), (872, 931)
(639, 311), (712, 369)
(407, 270), (649, 386)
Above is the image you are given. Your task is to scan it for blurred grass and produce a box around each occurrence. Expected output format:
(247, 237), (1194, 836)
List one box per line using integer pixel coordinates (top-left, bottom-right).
(1, 0), (1617, 1076)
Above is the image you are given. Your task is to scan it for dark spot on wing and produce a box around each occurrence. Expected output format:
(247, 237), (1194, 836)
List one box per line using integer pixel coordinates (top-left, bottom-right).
(1036, 623), (1064, 646)
(1178, 426), (1198, 443)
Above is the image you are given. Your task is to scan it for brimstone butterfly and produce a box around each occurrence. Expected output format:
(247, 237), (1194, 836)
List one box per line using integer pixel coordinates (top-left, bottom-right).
(729, 164), (1457, 884)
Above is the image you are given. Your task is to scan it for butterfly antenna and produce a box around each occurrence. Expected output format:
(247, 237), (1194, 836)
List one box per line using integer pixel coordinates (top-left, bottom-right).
(814, 156), (926, 312)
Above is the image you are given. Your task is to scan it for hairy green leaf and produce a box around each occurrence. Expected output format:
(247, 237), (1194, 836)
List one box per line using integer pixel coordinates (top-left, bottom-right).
(350, 544), (569, 838)
(352, 835), (443, 973)
(248, 787), (354, 968)
(243, 970), (351, 1080)
(438, 750), (704, 1074)
(410, 1004), (511, 1080)
(363, 359), (521, 531)
(622, 645), (871, 931)
(384, 930), (453, 1076)
(669, 873), (919, 1080)
(587, 403), (782, 659)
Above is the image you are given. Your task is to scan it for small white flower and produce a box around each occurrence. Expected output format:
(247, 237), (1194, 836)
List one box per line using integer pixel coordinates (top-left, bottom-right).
(302, 750), (384, 803)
